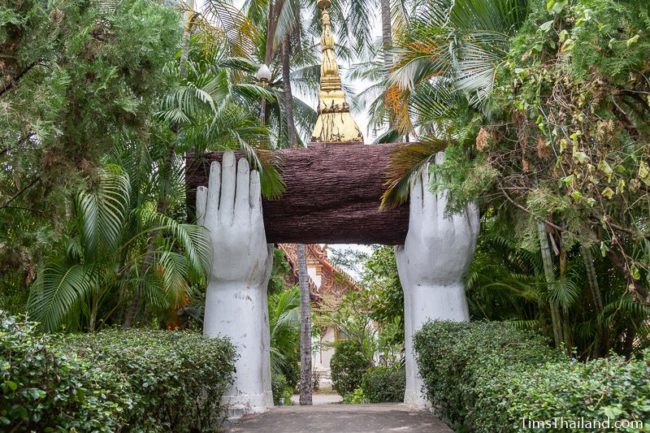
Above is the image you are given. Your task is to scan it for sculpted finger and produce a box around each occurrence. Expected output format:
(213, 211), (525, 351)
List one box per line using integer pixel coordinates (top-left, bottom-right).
(422, 164), (437, 220)
(250, 170), (262, 219)
(467, 201), (480, 243)
(196, 186), (208, 226)
(263, 244), (274, 281)
(410, 171), (423, 218)
(206, 161), (221, 218)
(219, 151), (236, 223)
(235, 158), (250, 217)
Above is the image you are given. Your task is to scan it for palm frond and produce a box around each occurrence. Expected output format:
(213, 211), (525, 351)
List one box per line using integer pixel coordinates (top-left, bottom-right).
(28, 263), (99, 331)
(381, 138), (450, 208)
(76, 167), (131, 256)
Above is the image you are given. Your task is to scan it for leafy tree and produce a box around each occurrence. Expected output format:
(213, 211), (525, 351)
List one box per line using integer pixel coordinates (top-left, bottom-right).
(1, 0), (181, 313)
(385, 0), (650, 355)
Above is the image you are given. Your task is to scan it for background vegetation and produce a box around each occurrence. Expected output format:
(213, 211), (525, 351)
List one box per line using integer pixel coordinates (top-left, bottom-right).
(1, 0), (649, 428)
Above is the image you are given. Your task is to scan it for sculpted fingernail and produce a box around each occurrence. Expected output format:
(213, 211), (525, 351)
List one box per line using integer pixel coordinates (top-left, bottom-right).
(238, 160), (249, 173)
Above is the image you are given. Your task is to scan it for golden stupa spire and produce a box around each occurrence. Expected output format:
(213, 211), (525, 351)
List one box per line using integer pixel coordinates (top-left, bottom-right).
(311, 0), (363, 144)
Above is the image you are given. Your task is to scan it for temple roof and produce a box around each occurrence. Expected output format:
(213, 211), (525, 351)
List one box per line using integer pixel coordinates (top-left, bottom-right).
(278, 244), (359, 304)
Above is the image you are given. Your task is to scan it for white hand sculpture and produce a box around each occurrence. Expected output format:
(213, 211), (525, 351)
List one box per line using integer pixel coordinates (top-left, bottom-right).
(396, 152), (479, 407)
(196, 151), (273, 416)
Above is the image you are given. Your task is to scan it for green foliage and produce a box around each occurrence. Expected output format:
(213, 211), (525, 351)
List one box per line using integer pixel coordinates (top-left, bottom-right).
(316, 288), (378, 364)
(268, 286), (300, 388)
(342, 387), (368, 404)
(0, 0), (181, 311)
(363, 246), (404, 340)
(1, 310), (236, 432)
(272, 373), (287, 405)
(268, 248), (293, 294)
(360, 367), (405, 403)
(271, 373), (293, 406)
(466, 213), (649, 358)
(330, 340), (372, 396)
(27, 165), (211, 332)
(2, 0), (288, 327)
(389, 0), (649, 356)
(488, 0), (649, 299)
(57, 328), (236, 433)
(0, 311), (129, 432)
(414, 321), (650, 433)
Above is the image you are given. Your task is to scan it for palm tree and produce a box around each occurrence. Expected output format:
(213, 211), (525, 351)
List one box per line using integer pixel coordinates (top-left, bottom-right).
(268, 286), (301, 378)
(28, 164), (210, 332)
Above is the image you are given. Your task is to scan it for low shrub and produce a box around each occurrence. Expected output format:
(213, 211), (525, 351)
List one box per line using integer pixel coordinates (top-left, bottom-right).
(272, 373), (288, 406)
(361, 367), (405, 403)
(272, 373), (293, 406)
(59, 329), (236, 432)
(414, 321), (650, 433)
(0, 311), (236, 433)
(1, 312), (129, 432)
(342, 387), (368, 404)
(330, 340), (372, 396)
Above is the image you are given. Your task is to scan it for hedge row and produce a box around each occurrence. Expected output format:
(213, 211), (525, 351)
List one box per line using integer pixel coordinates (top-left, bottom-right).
(361, 367), (405, 403)
(0, 311), (236, 433)
(414, 321), (650, 433)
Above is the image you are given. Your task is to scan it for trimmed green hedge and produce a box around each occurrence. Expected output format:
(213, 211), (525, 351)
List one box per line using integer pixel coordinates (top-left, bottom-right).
(361, 367), (405, 403)
(414, 321), (650, 433)
(1, 311), (236, 433)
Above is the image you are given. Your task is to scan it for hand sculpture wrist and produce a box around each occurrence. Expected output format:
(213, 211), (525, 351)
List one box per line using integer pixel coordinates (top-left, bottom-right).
(196, 151), (273, 417)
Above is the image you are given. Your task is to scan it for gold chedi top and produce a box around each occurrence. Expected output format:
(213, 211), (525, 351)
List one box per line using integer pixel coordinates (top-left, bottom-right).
(311, 0), (363, 144)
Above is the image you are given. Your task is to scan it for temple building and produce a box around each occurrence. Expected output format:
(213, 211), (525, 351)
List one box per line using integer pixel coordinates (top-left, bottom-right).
(279, 244), (359, 387)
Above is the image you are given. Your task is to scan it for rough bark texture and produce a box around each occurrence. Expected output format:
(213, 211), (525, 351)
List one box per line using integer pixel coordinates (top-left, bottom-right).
(186, 143), (410, 245)
(381, 0), (393, 69)
(297, 244), (313, 405)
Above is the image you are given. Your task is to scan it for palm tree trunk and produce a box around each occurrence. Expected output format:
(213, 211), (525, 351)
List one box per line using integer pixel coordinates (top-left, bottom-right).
(537, 221), (563, 348)
(89, 295), (99, 332)
(582, 245), (607, 355)
(282, 34), (298, 147)
(582, 246), (603, 313)
(261, 0), (281, 122)
(381, 0), (392, 69)
(281, 28), (312, 405)
(297, 244), (312, 405)
(180, 0), (195, 75)
(123, 242), (155, 328)
(381, 0), (393, 132)
(559, 239), (572, 352)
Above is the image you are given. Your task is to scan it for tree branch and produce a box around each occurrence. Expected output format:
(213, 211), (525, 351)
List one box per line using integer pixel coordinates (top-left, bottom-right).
(1, 176), (41, 209)
(497, 182), (565, 233)
(0, 61), (38, 98)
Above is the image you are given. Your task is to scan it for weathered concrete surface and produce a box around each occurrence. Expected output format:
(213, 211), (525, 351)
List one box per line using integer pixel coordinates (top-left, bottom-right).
(198, 152), (274, 416)
(290, 392), (342, 405)
(396, 152), (479, 407)
(224, 404), (454, 433)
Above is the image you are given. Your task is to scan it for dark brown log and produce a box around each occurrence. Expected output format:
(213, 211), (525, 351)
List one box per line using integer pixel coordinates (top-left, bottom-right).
(186, 143), (409, 245)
